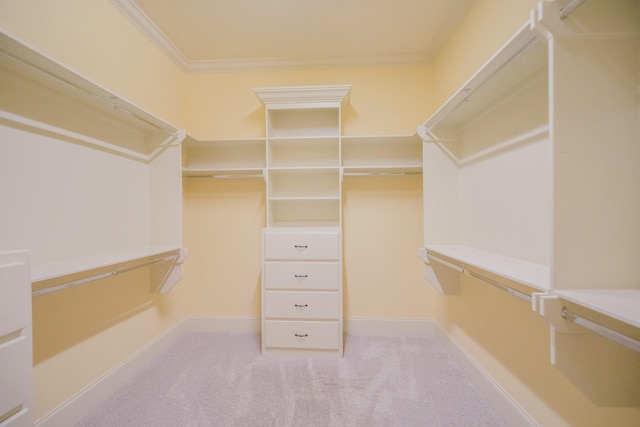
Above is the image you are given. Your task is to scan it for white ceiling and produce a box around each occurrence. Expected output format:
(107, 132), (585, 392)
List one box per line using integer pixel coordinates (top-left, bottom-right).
(110, 0), (473, 72)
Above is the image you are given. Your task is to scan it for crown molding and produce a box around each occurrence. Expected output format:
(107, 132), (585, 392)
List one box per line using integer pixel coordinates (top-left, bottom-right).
(109, 0), (433, 73)
(425, 0), (474, 59)
(109, 0), (190, 70)
(184, 54), (429, 73)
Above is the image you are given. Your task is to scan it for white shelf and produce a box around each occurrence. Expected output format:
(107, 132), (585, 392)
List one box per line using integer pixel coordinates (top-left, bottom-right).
(420, 21), (547, 137)
(554, 289), (640, 329)
(0, 30), (182, 160)
(342, 134), (422, 174)
(182, 137), (265, 177)
(425, 245), (550, 292)
(268, 166), (341, 172)
(343, 165), (422, 175)
(268, 137), (339, 168)
(1, 31), (187, 296)
(268, 135), (339, 141)
(268, 196), (341, 201)
(182, 168), (265, 178)
(32, 246), (182, 283)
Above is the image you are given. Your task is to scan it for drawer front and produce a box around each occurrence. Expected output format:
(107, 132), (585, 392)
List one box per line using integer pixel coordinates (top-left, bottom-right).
(264, 231), (339, 260)
(0, 337), (30, 418)
(264, 320), (340, 350)
(264, 291), (339, 319)
(0, 261), (29, 337)
(264, 262), (339, 290)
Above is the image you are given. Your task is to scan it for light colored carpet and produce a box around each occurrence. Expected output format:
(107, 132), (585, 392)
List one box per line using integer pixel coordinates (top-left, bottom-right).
(77, 333), (507, 426)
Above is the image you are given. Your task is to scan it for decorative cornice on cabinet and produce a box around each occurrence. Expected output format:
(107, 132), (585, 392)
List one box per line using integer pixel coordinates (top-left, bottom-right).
(254, 85), (351, 107)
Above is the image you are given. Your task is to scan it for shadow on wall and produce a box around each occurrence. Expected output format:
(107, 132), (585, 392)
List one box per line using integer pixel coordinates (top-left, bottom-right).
(31, 267), (159, 365)
(436, 276), (640, 426)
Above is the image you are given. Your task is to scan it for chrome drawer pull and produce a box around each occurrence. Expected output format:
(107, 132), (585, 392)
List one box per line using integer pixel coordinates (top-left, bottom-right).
(294, 304), (308, 308)
(294, 245), (308, 249)
(294, 274), (308, 278)
(294, 333), (308, 338)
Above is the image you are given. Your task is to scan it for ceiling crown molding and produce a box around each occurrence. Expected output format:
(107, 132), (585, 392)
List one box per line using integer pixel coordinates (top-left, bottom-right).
(110, 0), (470, 73)
(109, 0), (191, 70)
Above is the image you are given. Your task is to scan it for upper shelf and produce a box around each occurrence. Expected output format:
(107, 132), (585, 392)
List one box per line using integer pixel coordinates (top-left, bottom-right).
(342, 135), (422, 175)
(423, 245), (550, 294)
(0, 30), (184, 161)
(418, 19), (548, 140)
(182, 134), (423, 177)
(554, 289), (640, 329)
(182, 137), (265, 178)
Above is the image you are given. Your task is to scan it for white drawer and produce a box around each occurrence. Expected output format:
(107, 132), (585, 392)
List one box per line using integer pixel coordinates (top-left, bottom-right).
(264, 230), (339, 260)
(264, 262), (339, 290)
(265, 291), (339, 319)
(264, 320), (340, 350)
(0, 337), (30, 419)
(0, 261), (29, 337)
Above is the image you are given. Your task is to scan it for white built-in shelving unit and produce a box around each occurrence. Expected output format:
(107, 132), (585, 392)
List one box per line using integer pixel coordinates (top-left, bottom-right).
(181, 85), (424, 358)
(255, 85), (348, 357)
(419, 15), (551, 296)
(264, 101), (343, 228)
(0, 30), (188, 296)
(419, 0), (639, 406)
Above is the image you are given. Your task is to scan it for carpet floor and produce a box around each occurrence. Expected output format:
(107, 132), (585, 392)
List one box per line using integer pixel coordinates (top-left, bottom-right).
(76, 333), (507, 427)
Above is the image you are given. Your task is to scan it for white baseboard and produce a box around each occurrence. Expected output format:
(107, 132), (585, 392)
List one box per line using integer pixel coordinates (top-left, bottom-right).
(182, 315), (260, 334)
(36, 316), (534, 427)
(433, 325), (538, 427)
(35, 318), (188, 427)
(345, 317), (435, 337)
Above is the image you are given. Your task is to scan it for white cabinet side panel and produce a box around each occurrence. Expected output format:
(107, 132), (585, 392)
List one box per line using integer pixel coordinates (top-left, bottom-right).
(422, 142), (459, 246)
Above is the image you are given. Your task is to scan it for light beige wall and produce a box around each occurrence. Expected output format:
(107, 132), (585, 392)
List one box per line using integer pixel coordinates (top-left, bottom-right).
(429, 0), (640, 425)
(180, 174), (430, 320)
(31, 271), (184, 419)
(343, 175), (432, 319)
(0, 0), (185, 127)
(180, 177), (265, 316)
(184, 64), (432, 139)
(432, 0), (540, 107)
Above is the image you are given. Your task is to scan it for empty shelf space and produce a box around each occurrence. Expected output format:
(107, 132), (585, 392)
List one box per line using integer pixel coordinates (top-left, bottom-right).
(554, 289), (640, 329)
(342, 134), (422, 173)
(425, 245), (550, 292)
